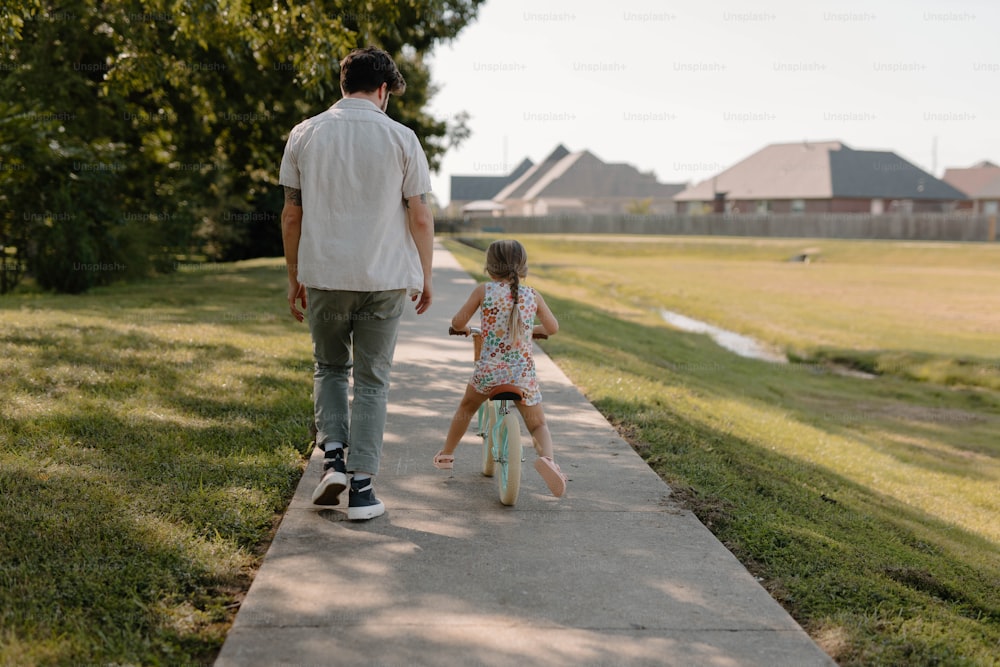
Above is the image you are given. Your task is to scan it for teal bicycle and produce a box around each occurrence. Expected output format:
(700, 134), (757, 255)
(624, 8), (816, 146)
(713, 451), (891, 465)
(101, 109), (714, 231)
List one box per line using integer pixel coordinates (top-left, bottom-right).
(449, 326), (546, 506)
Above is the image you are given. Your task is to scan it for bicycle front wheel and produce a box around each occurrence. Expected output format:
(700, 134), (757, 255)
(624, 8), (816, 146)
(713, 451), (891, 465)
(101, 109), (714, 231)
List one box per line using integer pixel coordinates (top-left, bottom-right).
(496, 409), (522, 506)
(480, 403), (495, 477)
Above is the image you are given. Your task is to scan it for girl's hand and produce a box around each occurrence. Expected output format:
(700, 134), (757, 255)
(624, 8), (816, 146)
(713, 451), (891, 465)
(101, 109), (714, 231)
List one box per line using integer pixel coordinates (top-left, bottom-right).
(448, 326), (471, 336)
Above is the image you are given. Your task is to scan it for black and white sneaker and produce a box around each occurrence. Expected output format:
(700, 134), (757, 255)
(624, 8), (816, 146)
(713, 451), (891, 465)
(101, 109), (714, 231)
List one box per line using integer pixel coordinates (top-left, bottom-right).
(347, 477), (385, 521)
(311, 449), (347, 506)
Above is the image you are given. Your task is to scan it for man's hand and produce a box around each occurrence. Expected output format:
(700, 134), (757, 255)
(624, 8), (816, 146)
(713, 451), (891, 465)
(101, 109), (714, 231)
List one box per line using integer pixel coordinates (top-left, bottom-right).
(411, 279), (432, 315)
(288, 281), (307, 322)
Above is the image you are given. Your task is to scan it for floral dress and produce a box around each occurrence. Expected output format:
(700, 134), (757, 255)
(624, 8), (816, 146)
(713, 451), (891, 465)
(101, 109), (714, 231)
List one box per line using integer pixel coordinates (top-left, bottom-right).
(470, 281), (541, 406)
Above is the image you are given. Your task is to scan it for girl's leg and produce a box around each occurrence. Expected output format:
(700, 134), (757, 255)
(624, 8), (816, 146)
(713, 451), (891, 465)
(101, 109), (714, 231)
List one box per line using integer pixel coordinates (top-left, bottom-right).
(441, 384), (489, 456)
(515, 402), (554, 459)
(517, 401), (566, 497)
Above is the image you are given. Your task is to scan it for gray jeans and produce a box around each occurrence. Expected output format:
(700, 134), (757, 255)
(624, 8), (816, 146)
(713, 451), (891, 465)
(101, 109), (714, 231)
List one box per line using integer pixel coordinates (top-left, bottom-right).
(307, 288), (406, 476)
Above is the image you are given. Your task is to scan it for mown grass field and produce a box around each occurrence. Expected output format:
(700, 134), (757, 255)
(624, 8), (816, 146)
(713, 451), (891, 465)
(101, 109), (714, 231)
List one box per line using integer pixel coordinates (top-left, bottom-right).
(1, 260), (314, 665)
(445, 235), (1000, 666)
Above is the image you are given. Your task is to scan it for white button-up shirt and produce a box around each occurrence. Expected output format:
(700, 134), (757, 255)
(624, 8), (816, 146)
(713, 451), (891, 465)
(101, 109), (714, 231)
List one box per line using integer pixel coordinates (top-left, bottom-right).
(279, 98), (432, 293)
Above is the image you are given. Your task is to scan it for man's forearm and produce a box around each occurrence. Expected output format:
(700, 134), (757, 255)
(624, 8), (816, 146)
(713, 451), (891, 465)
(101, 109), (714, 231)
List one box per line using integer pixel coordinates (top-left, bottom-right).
(410, 206), (434, 281)
(281, 203), (302, 282)
(406, 199), (434, 281)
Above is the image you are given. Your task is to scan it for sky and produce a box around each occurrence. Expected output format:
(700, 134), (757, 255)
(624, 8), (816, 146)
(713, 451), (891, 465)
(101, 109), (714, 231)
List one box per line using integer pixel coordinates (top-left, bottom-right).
(424, 0), (999, 205)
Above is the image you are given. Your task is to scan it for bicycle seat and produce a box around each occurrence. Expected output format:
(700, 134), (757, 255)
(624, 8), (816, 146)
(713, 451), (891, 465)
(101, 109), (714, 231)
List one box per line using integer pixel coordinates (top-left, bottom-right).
(489, 384), (523, 402)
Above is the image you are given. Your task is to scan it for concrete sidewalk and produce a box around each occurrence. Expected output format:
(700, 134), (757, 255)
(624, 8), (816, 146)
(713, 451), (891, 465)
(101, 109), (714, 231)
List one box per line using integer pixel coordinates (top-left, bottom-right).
(215, 243), (835, 667)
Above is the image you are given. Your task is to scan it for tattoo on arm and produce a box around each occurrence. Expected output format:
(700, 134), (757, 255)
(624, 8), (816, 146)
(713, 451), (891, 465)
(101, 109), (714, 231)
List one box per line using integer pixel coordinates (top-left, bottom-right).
(404, 193), (427, 209)
(284, 186), (302, 206)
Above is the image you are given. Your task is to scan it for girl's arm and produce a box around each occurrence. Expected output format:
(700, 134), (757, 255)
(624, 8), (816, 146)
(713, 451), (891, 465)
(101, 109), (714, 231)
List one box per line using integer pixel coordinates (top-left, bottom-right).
(451, 283), (486, 333)
(533, 289), (559, 336)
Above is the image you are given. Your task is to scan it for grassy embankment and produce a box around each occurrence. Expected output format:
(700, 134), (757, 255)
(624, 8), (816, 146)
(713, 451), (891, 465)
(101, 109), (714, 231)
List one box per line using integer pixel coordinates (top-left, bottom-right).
(444, 235), (1000, 666)
(1, 260), (313, 665)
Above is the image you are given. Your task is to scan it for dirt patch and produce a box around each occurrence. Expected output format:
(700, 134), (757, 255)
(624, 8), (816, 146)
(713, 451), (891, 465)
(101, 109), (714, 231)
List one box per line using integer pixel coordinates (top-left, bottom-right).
(812, 623), (850, 662)
(666, 483), (736, 531)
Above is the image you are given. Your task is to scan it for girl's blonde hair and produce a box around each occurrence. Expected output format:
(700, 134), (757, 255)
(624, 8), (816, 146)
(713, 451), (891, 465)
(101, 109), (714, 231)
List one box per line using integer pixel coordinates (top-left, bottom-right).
(485, 240), (528, 344)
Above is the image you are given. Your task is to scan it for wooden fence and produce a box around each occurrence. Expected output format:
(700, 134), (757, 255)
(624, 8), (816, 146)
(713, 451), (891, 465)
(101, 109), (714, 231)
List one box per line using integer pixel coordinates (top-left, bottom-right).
(437, 213), (998, 242)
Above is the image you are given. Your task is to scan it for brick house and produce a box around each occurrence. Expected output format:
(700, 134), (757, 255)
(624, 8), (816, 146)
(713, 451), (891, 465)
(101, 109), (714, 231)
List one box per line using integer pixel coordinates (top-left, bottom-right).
(674, 141), (967, 215)
(491, 145), (686, 217)
(448, 158), (534, 217)
(943, 161), (1000, 215)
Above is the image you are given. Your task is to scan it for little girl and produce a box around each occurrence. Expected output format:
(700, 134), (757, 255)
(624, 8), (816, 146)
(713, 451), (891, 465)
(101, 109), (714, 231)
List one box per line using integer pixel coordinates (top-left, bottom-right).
(434, 239), (567, 497)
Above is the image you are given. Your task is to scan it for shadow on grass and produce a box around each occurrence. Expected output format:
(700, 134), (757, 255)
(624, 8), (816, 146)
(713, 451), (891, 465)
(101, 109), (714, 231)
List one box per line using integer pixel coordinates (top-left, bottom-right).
(533, 293), (1000, 665)
(1, 463), (250, 662)
(5, 259), (301, 333)
(805, 346), (1000, 392)
(615, 400), (1000, 665)
(0, 262), (317, 665)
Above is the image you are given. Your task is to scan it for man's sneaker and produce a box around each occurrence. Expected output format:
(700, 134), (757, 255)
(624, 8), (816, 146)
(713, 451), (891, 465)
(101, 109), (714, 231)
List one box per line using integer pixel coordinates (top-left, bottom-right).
(347, 477), (385, 521)
(311, 449), (347, 506)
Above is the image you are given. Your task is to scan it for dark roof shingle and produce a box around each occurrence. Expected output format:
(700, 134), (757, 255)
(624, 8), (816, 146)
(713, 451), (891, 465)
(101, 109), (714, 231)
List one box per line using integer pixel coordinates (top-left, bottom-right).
(449, 158), (533, 202)
(830, 147), (967, 200)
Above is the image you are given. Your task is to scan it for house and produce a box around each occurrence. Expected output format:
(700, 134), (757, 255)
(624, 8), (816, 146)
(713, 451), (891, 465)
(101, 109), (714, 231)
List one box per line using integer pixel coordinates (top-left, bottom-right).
(673, 141), (967, 215)
(493, 145), (686, 216)
(942, 161), (1000, 215)
(448, 158), (533, 217)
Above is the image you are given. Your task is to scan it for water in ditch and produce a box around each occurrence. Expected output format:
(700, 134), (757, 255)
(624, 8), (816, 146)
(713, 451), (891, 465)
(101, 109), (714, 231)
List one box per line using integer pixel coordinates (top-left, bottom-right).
(659, 310), (789, 363)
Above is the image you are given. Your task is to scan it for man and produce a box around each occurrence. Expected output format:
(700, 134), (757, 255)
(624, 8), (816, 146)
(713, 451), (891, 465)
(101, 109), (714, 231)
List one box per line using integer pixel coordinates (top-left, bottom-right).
(279, 46), (434, 520)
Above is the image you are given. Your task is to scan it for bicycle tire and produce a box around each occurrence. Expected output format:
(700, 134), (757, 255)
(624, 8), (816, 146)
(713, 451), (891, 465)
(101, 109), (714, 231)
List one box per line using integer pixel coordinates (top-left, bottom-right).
(496, 408), (522, 506)
(480, 403), (495, 477)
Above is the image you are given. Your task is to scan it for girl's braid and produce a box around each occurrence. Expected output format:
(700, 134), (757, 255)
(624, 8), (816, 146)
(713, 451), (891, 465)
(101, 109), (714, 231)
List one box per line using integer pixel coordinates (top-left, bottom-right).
(508, 268), (521, 343)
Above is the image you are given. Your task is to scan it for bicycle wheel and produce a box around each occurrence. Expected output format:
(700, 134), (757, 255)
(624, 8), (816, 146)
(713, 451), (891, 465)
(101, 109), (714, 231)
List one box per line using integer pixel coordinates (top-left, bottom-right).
(496, 406), (522, 506)
(480, 403), (495, 477)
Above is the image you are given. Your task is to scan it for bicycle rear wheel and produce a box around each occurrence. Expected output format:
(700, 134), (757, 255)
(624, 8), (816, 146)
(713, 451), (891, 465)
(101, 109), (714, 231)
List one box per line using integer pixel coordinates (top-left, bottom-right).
(496, 408), (522, 506)
(480, 403), (495, 477)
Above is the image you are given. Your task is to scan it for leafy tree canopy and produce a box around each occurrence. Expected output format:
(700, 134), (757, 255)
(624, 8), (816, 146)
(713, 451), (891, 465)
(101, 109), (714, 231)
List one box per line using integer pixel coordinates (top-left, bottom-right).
(0, 0), (482, 292)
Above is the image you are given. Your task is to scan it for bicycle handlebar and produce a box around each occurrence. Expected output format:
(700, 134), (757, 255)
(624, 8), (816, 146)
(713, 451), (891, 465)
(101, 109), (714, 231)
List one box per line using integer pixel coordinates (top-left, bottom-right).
(449, 326), (548, 340)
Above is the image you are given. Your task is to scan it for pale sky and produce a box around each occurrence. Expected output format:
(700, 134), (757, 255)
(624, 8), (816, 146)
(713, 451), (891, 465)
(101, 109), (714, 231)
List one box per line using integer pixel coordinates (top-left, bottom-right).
(425, 0), (999, 205)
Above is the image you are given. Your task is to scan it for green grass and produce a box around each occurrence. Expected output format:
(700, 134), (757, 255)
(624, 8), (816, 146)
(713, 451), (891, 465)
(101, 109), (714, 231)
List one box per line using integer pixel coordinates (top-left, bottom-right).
(445, 235), (1000, 666)
(4, 238), (999, 665)
(1, 259), (314, 665)
(474, 234), (1000, 390)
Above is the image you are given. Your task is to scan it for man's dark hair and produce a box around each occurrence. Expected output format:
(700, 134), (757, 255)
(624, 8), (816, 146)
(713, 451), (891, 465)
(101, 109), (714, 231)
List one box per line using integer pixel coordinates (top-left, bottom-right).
(340, 46), (406, 95)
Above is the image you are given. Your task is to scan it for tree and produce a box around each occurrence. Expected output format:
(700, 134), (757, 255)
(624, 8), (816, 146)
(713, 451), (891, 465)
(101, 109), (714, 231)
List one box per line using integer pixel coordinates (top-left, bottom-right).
(625, 198), (654, 215)
(0, 0), (483, 293)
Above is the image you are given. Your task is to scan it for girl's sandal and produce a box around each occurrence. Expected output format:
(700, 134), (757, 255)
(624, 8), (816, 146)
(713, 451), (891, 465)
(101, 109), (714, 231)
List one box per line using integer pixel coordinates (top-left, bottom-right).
(534, 456), (567, 497)
(433, 451), (455, 470)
